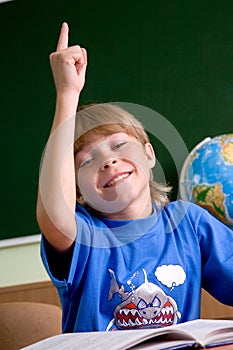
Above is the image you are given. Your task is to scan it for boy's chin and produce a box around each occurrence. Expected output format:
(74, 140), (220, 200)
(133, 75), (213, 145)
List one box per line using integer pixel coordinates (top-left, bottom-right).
(88, 195), (132, 216)
(82, 181), (134, 215)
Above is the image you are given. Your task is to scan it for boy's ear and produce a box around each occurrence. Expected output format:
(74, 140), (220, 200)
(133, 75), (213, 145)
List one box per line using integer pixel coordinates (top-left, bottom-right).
(76, 186), (86, 205)
(145, 143), (156, 169)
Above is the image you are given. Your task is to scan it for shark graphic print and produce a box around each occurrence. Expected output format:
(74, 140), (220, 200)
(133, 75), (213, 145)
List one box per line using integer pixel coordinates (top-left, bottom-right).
(106, 267), (182, 331)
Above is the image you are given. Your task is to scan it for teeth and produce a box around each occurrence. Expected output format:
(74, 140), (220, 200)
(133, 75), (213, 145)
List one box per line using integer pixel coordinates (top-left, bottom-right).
(165, 306), (174, 314)
(161, 306), (173, 315)
(128, 319), (135, 327)
(142, 318), (148, 325)
(119, 308), (137, 316)
(135, 317), (142, 326)
(131, 309), (138, 316)
(122, 319), (128, 327)
(148, 319), (155, 324)
(119, 308), (129, 315)
(117, 316), (174, 329)
(123, 309), (130, 316)
(106, 173), (129, 187)
(117, 305), (175, 329)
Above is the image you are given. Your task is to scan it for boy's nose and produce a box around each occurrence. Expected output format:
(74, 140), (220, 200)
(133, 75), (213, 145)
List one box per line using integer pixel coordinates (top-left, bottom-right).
(101, 158), (117, 171)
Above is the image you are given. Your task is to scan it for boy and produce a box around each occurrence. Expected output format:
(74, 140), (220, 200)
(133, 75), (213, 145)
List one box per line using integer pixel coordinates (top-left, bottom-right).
(36, 23), (233, 332)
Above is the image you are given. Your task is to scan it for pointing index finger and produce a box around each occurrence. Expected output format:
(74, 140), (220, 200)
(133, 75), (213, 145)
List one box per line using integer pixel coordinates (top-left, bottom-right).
(56, 22), (69, 51)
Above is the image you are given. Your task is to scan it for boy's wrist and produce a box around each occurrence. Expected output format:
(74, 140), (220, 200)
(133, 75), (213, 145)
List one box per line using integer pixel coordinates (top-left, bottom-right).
(56, 89), (80, 104)
(55, 91), (80, 115)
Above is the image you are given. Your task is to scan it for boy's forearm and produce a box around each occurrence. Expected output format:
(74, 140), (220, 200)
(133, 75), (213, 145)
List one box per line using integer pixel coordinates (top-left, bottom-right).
(51, 91), (80, 131)
(37, 93), (79, 252)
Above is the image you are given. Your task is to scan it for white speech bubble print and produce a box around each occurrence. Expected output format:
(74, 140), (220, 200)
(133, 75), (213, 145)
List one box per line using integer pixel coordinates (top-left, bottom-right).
(155, 265), (186, 290)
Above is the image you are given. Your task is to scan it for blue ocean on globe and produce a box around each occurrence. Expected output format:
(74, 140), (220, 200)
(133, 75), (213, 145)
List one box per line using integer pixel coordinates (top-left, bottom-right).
(180, 134), (233, 230)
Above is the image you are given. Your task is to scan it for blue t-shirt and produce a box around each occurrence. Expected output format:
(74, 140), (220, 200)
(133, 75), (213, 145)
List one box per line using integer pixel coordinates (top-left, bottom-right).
(41, 200), (233, 332)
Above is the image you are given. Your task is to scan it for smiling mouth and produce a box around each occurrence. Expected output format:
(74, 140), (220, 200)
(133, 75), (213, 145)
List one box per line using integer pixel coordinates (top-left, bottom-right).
(103, 172), (132, 188)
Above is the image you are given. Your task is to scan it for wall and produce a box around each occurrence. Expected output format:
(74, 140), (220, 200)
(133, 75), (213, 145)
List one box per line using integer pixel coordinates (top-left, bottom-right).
(0, 236), (48, 287)
(1, 0), (232, 241)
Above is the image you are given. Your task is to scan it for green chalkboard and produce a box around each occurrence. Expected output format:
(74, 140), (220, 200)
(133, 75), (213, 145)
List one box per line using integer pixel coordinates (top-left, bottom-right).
(1, 0), (232, 239)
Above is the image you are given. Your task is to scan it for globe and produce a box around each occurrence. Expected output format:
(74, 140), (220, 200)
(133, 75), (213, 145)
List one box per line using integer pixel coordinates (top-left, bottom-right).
(179, 134), (233, 230)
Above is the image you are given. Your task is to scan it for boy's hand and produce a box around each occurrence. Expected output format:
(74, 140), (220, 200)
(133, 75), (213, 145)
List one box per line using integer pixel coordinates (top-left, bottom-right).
(49, 22), (87, 95)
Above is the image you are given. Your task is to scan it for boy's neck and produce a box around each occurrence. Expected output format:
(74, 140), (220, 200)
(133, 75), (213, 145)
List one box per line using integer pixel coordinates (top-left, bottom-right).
(99, 196), (154, 221)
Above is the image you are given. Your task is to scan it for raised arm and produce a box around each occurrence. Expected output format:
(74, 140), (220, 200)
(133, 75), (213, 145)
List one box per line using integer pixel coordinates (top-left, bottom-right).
(36, 23), (87, 252)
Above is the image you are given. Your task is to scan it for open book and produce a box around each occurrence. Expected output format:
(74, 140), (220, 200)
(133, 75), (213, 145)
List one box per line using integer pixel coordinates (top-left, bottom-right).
(21, 319), (233, 350)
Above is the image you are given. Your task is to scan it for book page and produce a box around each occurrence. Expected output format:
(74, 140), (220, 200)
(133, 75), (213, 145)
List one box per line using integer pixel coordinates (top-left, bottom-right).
(172, 319), (233, 345)
(128, 333), (199, 350)
(129, 340), (197, 350)
(21, 328), (197, 350)
(21, 319), (233, 350)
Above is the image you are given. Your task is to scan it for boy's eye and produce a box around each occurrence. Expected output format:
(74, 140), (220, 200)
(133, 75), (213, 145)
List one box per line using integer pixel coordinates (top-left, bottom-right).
(80, 157), (94, 168)
(112, 141), (127, 150)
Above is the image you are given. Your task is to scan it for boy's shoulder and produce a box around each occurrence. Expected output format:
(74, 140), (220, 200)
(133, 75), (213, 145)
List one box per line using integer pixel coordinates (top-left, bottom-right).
(164, 199), (204, 215)
(161, 199), (208, 231)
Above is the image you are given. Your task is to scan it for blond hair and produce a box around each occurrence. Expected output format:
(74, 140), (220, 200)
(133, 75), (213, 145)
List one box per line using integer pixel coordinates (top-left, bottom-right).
(74, 103), (171, 210)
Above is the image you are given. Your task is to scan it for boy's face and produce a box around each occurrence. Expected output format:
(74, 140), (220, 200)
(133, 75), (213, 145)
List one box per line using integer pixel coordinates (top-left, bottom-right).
(75, 132), (155, 218)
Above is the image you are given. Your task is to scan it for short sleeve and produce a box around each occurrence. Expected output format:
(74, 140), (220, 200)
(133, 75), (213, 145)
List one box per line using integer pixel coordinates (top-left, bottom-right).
(196, 209), (233, 305)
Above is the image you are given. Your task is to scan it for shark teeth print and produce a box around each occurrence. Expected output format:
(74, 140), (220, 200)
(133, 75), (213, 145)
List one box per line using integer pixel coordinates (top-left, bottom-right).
(116, 302), (175, 329)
